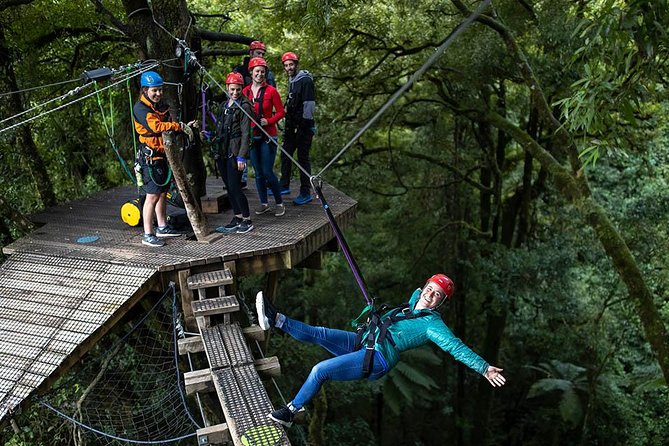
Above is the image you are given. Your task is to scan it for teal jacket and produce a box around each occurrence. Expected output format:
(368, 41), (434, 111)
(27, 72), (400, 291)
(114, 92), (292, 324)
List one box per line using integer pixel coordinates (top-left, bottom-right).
(373, 289), (489, 376)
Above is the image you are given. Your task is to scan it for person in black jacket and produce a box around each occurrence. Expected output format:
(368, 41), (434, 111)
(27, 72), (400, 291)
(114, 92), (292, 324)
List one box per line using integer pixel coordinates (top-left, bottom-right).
(279, 51), (316, 205)
(214, 72), (255, 234)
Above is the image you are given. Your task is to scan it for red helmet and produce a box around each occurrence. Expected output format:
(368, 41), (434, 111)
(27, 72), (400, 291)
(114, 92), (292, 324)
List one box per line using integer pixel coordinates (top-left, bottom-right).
(281, 52), (299, 63)
(248, 57), (267, 69)
(225, 72), (244, 86)
(427, 274), (455, 300)
(249, 40), (266, 51)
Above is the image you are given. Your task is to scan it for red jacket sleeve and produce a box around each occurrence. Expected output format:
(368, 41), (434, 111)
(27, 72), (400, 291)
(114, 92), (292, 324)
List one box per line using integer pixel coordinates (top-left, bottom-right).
(267, 88), (285, 125)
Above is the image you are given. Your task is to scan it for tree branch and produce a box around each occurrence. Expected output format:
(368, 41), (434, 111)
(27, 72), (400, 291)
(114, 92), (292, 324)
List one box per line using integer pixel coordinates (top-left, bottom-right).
(89, 0), (130, 35)
(195, 29), (254, 44)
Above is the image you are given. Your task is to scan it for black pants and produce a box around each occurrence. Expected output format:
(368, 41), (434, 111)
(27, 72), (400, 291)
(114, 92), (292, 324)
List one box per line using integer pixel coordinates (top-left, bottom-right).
(218, 156), (250, 218)
(281, 127), (313, 195)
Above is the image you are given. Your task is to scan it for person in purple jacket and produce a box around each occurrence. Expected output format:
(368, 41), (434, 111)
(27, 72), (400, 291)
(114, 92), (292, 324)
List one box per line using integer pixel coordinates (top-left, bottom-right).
(256, 273), (506, 427)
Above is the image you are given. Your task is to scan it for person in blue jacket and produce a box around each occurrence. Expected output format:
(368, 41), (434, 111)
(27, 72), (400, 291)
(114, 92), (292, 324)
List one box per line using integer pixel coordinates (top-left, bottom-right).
(256, 273), (506, 427)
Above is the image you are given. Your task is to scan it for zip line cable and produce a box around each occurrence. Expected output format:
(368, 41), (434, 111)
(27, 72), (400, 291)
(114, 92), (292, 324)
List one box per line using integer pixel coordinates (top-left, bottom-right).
(0, 77), (80, 98)
(316, 0), (492, 177)
(155, 1), (490, 307)
(182, 48), (313, 181)
(0, 82), (95, 127)
(0, 63), (159, 135)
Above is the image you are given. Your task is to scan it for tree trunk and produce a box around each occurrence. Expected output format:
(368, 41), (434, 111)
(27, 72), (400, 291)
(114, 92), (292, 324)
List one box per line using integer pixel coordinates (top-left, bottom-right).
(163, 131), (208, 240)
(0, 196), (34, 234)
(0, 26), (56, 207)
(485, 110), (669, 385)
(308, 389), (327, 446)
(122, 0), (208, 199)
(452, 0), (669, 386)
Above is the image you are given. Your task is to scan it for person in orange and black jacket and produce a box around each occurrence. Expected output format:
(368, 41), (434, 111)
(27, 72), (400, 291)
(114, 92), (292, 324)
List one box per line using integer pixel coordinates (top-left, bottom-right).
(133, 70), (197, 247)
(242, 57), (286, 217)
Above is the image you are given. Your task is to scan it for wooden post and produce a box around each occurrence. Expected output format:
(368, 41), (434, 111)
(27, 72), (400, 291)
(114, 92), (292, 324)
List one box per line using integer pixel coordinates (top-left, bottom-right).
(177, 269), (196, 331)
(163, 131), (209, 241)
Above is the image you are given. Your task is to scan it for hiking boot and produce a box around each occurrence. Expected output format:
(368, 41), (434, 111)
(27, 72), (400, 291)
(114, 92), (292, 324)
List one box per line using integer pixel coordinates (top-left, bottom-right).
(255, 203), (271, 215)
(275, 203), (285, 217)
(237, 219), (254, 234)
(142, 234), (165, 247)
(215, 217), (241, 233)
(155, 225), (181, 238)
(256, 291), (278, 331)
(293, 193), (313, 206)
(269, 406), (294, 428)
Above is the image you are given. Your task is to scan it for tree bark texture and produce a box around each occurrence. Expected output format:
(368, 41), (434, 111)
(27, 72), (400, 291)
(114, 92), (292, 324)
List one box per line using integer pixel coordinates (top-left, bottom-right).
(0, 26), (57, 207)
(163, 131), (208, 240)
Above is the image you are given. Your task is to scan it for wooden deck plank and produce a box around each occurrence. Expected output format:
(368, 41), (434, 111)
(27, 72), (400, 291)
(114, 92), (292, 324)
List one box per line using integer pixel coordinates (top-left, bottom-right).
(0, 179), (356, 425)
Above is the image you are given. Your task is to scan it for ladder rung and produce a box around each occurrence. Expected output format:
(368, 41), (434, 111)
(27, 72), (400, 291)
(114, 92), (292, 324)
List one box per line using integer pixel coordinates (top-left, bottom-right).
(187, 269), (233, 289)
(192, 295), (239, 317)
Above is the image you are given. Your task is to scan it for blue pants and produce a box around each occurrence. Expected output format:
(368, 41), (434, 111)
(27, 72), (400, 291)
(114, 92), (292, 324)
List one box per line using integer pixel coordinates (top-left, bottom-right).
(280, 317), (389, 409)
(249, 137), (282, 205)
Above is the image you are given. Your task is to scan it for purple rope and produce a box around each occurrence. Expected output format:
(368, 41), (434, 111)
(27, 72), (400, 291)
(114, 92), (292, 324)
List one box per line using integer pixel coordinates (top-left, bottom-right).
(200, 88), (206, 131)
(312, 179), (372, 306)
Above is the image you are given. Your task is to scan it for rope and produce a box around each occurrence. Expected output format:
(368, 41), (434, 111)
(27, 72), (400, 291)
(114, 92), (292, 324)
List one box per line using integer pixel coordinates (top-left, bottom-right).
(190, 60), (312, 180)
(311, 178), (373, 306)
(38, 400), (197, 445)
(170, 284), (204, 430)
(148, 162), (173, 187)
(0, 63), (159, 135)
(316, 0), (492, 177)
(0, 77), (80, 98)
(93, 81), (136, 183)
(38, 283), (200, 444)
(306, 0), (492, 307)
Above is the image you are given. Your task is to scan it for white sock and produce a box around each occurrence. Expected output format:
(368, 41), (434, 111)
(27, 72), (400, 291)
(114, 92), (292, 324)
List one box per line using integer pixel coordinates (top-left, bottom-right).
(287, 402), (298, 413)
(275, 313), (286, 329)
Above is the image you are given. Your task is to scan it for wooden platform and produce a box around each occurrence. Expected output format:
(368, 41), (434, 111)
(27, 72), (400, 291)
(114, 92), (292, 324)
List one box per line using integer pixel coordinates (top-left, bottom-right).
(0, 178), (357, 424)
(3, 179), (356, 273)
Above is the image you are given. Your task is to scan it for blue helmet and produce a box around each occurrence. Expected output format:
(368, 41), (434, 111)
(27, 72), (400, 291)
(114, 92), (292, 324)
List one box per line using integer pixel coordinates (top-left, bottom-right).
(140, 71), (164, 87)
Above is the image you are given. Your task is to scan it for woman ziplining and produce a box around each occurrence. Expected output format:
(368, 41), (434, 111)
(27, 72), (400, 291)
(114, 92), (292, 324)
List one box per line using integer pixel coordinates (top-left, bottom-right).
(255, 274), (506, 427)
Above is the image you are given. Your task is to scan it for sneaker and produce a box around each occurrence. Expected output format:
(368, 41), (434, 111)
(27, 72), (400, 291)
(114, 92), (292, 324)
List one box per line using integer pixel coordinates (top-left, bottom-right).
(241, 181), (248, 190)
(215, 217), (241, 233)
(155, 225), (181, 238)
(256, 291), (277, 331)
(269, 406), (294, 428)
(255, 203), (271, 215)
(237, 219), (254, 234)
(293, 193), (313, 206)
(275, 203), (285, 217)
(142, 234), (165, 247)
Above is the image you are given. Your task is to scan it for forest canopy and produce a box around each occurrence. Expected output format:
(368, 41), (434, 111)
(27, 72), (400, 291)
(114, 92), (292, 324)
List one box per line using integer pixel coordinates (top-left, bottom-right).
(1, 0), (668, 445)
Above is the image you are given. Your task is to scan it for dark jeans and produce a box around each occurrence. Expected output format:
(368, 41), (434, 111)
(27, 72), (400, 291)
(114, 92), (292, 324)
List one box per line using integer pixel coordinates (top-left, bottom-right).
(280, 317), (389, 409)
(280, 127), (313, 195)
(218, 156), (250, 218)
(249, 136), (282, 204)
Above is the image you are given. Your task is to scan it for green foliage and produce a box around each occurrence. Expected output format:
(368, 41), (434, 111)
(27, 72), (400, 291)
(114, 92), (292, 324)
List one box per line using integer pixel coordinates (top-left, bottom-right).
(2, 0), (669, 445)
